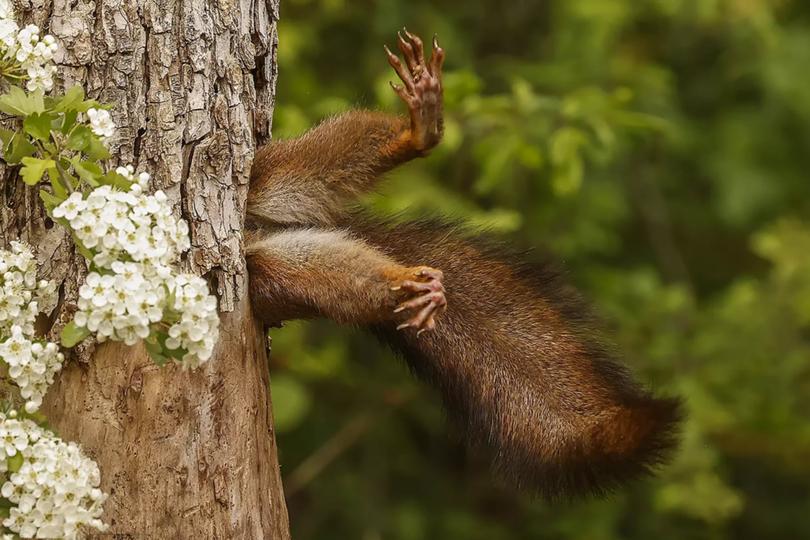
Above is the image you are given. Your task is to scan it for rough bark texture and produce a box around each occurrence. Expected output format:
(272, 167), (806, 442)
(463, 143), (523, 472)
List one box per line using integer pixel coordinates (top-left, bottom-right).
(1, 0), (289, 537)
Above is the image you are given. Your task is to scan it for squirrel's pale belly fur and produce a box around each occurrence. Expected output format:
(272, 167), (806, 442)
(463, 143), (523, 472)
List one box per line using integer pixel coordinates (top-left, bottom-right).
(245, 31), (681, 498)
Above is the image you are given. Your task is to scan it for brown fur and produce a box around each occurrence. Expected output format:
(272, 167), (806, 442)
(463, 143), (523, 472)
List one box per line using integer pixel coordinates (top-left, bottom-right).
(350, 216), (681, 497)
(245, 45), (681, 497)
(245, 227), (427, 325)
(244, 110), (681, 498)
(249, 112), (416, 227)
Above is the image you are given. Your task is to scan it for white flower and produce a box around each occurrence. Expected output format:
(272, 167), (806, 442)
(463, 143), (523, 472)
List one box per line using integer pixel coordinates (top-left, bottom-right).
(0, 17), (59, 92)
(0, 412), (108, 538)
(52, 192), (86, 221)
(0, 243), (58, 337)
(0, 326), (63, 413)
(86, 108), (115, 140)
(0, 0), (13, 20)
(0, 325), (32, 367)
(0, 417), (28, 457)
(164, 274), (219, 369)
(0, 18), (17, 49)
(116, 165), (152, 191)
(137, 172), (151, 189)
(14, 25), (39, 62)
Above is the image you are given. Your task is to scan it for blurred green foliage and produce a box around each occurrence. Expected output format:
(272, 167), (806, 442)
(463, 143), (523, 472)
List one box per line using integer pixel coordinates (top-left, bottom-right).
(268, 0), (810, 538)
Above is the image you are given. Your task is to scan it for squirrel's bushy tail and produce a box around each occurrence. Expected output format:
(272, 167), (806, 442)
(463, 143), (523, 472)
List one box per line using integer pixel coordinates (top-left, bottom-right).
(350, 216), (682, 498)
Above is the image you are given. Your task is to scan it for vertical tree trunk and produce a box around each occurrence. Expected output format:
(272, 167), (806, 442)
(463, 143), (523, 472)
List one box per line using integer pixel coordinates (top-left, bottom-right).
(1, 0), (290, 537)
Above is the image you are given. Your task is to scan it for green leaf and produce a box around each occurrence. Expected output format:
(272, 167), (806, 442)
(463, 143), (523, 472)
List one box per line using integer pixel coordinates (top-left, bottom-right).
(3, 132), (36, 164)
(157, 331), (180, 358)
(71, 234), (94, 260)
(51, 159), (78, 196)
(165, 345), (190, 361)
(50, 171), (68, 199)
(51, 85), (85, 113)
(84, 136), (111, 160)
(549, 127), (586, 196)
(39, 189), (64, 211)
(0, 128), (14, 148)
(6, 452), (23, 473)
(145, 336), (169, 366)
(146, 349), (169, 366)
(61, 109), (78, 134)
(71, 158), (102, 186)
(144, 331), (190, 366)
(66, 125), (92, 151)
(39, 140), (56, 154)
(101, 170), (133, 190)
(61, 321), (91, 348)
(20, 157), (55, 186)
(23, 112), (56, 142)
(0, 87), (44, 116)
(75, 99), (103, 113)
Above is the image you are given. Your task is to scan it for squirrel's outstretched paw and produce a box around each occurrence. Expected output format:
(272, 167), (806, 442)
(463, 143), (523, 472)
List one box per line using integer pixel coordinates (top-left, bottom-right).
(384, 29), (445, 153)
(392, 266), (447, 335)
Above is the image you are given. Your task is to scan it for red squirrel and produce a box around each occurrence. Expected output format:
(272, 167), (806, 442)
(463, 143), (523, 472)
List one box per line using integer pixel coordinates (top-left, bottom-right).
(245, 30), (681, 498)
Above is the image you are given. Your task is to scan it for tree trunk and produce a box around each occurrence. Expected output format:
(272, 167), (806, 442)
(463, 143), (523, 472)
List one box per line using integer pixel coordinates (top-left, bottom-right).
(1, 0), (290, 538)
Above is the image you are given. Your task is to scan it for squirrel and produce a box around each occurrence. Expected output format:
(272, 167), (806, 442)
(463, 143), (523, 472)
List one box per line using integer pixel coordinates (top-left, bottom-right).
(245, 29), (682, 499)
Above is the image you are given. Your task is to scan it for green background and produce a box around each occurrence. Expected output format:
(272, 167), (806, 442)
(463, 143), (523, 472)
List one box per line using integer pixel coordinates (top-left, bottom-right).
(268, 0), (810, 538)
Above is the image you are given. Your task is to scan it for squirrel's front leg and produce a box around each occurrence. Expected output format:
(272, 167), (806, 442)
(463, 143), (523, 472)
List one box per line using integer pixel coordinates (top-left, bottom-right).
(247, 30), (445, 228)
(246, 228), (446, 334)
(385, 30), (445, 155)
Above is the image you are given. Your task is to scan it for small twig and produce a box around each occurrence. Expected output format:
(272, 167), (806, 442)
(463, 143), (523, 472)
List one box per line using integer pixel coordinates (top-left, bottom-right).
(284, 413), (374, 497)
(283, 392), (413, 497)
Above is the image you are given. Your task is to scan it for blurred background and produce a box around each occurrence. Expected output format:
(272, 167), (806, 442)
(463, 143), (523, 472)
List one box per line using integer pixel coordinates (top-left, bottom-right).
(267, 0), (810, 538)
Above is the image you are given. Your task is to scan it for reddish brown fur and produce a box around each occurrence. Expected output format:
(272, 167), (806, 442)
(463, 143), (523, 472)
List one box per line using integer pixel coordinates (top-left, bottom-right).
(349, 216), (681, 496)
(248, 112), (417, 227)
(244, 31), (680, 498)
(245, 228), (443, 330)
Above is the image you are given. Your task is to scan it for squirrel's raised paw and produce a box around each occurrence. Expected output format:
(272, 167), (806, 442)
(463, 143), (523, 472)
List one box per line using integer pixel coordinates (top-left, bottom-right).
(391, 266), (447, 336)
(384, 29), (445, 153)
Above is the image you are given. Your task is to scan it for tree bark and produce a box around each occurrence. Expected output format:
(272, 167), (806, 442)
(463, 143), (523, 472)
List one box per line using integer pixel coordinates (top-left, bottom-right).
(1, 0), (289, 537)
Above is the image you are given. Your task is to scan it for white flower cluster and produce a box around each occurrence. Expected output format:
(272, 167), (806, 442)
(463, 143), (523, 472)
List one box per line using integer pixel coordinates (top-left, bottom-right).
(0, 411), (107, 539)
(74, 263), (164, 346)
(0, 243), (62, 413)
(0, 327), (63, 414)
(53, 174), (219, 368)
(0, 1), (58, 92)
(0, 242), (57, 337)
(53, 182), (190, 269)
(85, 108), (114, 141)
(164, 274), (219, 369)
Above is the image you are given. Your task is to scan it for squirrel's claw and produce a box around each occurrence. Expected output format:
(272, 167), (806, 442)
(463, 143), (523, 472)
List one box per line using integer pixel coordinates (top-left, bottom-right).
(385, 44), (414, 91)
(429, 37), (445, 80)
(399, 28), (425, 74)
(417, 267), (444, 281)
(395, 290), (445, 313)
